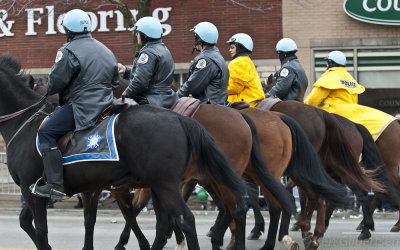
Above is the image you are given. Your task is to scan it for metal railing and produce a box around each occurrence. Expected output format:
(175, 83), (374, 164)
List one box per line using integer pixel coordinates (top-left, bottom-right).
(0, 152), (21, 195)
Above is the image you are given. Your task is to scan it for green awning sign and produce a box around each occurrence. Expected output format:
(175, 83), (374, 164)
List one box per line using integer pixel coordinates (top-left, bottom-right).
(344, 0), (400, 25)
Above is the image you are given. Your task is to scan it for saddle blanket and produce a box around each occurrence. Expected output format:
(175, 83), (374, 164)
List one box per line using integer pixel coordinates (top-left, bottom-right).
(36, 113), (120, 165)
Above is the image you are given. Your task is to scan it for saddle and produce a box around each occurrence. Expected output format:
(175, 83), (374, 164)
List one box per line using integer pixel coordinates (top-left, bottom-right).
(171, 97), (251, 117)
(229, 101), (250, 110)
(170, 96), (201, 117)
(256, 97), (282, 111)
(56, 97), (138, 152)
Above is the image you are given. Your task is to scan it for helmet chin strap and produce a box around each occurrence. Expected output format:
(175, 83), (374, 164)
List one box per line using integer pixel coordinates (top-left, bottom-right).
(192, 35), (202, 54)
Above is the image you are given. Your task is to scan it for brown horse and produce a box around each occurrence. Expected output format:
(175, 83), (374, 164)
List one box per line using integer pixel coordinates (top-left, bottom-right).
(257, 76), (399, 249)
(83, 104), (355, 250)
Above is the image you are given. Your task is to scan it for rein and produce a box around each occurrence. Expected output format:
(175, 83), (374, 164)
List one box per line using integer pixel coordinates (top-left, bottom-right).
(0, 95), (48, 122)
(0, 95), (50, 148)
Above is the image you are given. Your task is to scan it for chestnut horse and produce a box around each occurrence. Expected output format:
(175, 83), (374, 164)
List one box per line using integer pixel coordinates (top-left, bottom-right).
(0, 54), (248, 250)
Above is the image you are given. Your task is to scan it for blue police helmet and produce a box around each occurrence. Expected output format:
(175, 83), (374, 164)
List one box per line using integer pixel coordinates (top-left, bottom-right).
(275, 38), (298, 53)
(134, 16), (163, 39)
(191, 22), (218, 44)
(227, 33), (253, 52)
(326, 50), (347, 66)
(63, 9), (91, 33)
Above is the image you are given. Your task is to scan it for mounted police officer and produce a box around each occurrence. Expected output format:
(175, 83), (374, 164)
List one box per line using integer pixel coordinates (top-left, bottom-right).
(305, 50), (396, 140)
(118, 16), (176, 108)
(177, 21), (229, 105)
(226, 33), (264, 107)
(30, 9), (120, 200)
(265, 38), (308, 102)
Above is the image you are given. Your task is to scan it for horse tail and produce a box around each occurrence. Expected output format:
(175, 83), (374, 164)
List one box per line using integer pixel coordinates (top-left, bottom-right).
(177, 115), (244, 201)
(319, 110), (384, 192)
(354, 122), (398, 197)
(279, 114), (350, 206)
(240, 113), (295, 215)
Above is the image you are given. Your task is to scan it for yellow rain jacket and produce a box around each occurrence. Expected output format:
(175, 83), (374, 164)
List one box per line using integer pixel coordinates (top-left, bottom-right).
(227, 55), (265, 107)
(305, 67), (396, 141)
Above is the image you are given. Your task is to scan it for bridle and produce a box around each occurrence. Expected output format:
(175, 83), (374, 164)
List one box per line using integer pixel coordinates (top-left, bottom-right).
(0, 95), (47, 122)
(0, 95), (50, 147)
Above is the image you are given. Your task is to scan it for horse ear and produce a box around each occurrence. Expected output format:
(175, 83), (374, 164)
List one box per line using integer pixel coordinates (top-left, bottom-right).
(28, 75), (35, 89)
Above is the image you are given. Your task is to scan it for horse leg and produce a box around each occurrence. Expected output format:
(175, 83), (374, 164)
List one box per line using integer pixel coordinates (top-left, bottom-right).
(113, 187), (150, 250)
(310, 197), (326, 249)
(81, 190), (101, 250)
(259, 204), (281, 250)
(26, 195), (51, 250)
(291, 186), (307, 231)
(324, 200), (336, 231)
(19, 206), (38, 245)
(278, 191), (296, 240)
(19, 189), (38, 246)
(151, 186), (200, 250)
(391, 216), (400, 232)
(354, 189), (374, 240)
(298, 196), (319, 250)
(245, 178), (265, 240)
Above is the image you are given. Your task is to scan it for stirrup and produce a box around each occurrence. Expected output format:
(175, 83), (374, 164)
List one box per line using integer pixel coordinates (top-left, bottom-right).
(50, 189), (66, 201)
(30, 177), (45, 194)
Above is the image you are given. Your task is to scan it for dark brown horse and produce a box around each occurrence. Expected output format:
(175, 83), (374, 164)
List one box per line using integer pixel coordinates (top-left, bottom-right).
(0, 54), (248, 250)
(251, 76), (399, 249)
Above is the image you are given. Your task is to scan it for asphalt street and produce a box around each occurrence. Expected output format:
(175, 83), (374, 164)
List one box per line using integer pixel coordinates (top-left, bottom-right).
(1, 208), (400, 250)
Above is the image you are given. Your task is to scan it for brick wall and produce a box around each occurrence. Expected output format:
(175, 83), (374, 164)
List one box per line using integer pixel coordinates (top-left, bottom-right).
(1, 0), (282, 69)
(282, 0), (400, 94)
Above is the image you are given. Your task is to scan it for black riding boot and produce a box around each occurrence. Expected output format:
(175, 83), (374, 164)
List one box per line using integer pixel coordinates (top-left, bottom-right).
(30, 145), (65, 201)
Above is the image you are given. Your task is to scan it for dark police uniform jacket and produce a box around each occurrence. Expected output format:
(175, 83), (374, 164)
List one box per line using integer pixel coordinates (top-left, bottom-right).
(266, 55), (308, 102)
(122, 40), (176, 108)
(177, 46), (229, 105)
(47, 33), (120, 131)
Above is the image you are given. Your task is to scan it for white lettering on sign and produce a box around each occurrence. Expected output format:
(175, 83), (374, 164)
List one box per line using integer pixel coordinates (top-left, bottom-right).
(25, 8), (44, 35)
(363, 0), (400, 12)
(0, 10), (15, 37)
(0, 6), (172, 38)
(377, 0), (392, 11)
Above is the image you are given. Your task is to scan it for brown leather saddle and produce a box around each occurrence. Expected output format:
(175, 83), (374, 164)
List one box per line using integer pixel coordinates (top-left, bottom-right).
(256, 97), (281, 110)
(170, 96), (201, 117)
(171, 97), (251, 117)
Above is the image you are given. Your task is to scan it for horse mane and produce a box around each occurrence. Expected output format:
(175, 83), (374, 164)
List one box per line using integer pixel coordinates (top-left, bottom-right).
(0, 53), (40, 100)
(0, 53), (21, 74)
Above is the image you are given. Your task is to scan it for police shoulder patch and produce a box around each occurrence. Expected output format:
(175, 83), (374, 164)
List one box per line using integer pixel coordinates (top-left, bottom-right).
(280, 68), (289, 77)
(196, 59), (207, 69)
(138, 53), (149, 64)
(55, 50), (63, 63)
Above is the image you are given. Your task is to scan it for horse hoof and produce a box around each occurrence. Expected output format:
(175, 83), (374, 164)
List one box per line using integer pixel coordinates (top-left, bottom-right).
(226, 241), (235, 250)
(303, 236), (318, 250)
(290, 224), (300, 231)
(390, 225), (400, 232)
(247, 231), (262, 240)
(358, 231), (371, 240)
(291, 242), (300, 250)
(356, 223), (364, 231)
